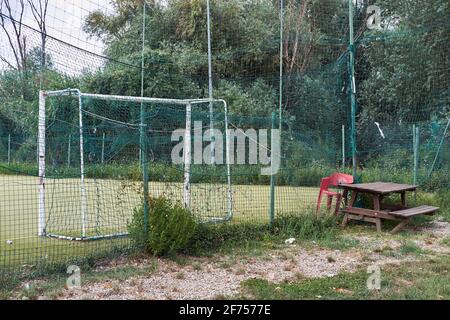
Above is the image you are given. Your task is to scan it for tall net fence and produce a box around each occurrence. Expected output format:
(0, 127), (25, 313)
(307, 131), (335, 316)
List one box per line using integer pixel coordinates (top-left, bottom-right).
(0, 0), (448, 269)
(353, 0), (449, 189)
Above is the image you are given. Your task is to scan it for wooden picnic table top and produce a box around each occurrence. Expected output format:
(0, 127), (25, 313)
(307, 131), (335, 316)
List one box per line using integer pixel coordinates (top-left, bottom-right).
(338, 182), (417, 195)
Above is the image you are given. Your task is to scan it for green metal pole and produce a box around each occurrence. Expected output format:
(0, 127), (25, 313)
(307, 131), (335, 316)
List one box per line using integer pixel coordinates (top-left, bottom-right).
(140, 3), (149, 235)
(269, 112), (276, 226)
(348, 0), (357, 179)
(279, 0), (284, 130)
(67, 134), (71, 167)
(413, 124), (419, 186)
(413, 124), (419, 201)
(342, 125), (345, 170)
(101, 132), (105, 164)
(7, 134), (11, 165)
(206, 0), (215, 164)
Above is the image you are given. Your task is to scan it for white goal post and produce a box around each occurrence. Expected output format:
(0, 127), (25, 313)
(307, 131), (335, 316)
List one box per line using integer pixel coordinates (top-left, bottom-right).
(38, 89), (233, 240)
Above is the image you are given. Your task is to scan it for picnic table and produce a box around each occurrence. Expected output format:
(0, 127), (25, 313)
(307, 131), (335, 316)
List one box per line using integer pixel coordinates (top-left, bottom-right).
(338, 182), (439, 233)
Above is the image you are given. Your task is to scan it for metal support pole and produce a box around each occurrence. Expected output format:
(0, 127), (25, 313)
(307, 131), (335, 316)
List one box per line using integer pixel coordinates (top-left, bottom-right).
(270, 0), (283, 227)
(79, 95), (87, 238)
(38, 91), (46, 236)
(140, 3), (149, 234)
(206, 0), (215, 164)
(342, 125), (345, 170)
(67, 134), (71, 167)
(348, 0), (357, 178)
(413, 124), (419, 201)
(279, 0), (284, 131)
(7, 134), (11, 165)
(184, 103), (192, 208)
(269, 112), (276, 226)
(413, 124), (419, 186)
(101, 132), (105, 164)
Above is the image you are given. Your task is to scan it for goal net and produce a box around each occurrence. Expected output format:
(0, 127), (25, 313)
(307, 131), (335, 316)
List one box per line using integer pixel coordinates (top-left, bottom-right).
(38, 89), (232, 241)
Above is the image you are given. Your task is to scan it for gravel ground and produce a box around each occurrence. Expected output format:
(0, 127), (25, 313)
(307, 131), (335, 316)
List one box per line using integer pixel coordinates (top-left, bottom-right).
(18, 221), (450, 300)
(58, 247), (362, 300)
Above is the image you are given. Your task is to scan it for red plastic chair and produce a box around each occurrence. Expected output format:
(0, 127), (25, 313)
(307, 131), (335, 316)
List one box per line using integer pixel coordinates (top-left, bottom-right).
(316, 173), (353, 215)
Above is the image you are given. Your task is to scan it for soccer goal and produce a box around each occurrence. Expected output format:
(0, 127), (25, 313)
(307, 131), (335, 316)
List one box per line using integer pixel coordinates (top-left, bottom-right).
(38, 89), (233, 241)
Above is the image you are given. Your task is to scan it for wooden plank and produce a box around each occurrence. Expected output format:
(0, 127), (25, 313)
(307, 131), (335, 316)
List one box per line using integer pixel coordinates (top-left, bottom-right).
(342, 206), (400, 221)
(343, 189), (349, 206)
(349, 191), (358, 207)
(373, 194), (381, 211)
(341, 213), (349, 228)
(391, 219), (410, 234)
(347, 214), (378, 223)
(339, 182), (416, 195)
(381, 203), (408, 211)
(389, 205), (439, 218)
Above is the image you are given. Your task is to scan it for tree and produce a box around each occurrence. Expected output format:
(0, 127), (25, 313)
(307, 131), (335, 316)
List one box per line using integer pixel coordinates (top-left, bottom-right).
(27, 0), (48, 70)
(0, 0), (27, 72)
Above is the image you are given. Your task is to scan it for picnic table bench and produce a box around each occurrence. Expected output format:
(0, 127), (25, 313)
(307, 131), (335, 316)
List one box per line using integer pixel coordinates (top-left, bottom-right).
(338, 182), (439, 233)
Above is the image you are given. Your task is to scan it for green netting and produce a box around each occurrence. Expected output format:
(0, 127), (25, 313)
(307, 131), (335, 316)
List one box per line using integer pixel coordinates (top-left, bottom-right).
(0, 0), (448, 269)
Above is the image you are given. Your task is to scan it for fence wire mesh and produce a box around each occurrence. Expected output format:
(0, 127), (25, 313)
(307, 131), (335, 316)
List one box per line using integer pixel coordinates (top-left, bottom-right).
(0, 0), (448, 270)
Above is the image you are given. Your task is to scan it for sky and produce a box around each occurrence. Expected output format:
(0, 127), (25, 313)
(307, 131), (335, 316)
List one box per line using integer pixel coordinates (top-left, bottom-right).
(0, 0), (114, 74)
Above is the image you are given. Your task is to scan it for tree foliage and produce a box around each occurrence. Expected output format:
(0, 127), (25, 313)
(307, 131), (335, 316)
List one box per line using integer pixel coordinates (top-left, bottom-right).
(0, 0), (448, 167)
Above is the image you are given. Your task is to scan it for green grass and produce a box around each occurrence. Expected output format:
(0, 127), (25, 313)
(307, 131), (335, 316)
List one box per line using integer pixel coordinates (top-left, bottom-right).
(441, 237), (450, 247)
(399, 240), (424, 256)
(239, 256), (450, 300)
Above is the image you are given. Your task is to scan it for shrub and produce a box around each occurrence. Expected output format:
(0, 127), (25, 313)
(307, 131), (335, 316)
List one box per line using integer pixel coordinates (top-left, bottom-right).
(128, 196), (198, 256)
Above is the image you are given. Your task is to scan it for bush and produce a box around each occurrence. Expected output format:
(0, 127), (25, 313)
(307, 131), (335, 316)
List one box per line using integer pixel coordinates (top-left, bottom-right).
(128, 197), (198, 256)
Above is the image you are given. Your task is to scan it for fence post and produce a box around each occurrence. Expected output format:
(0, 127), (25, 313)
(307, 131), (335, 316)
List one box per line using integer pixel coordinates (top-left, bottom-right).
(67, 134), (71, 167)
(413, 125), (419, 201)
(101, 132), (105, 164)
(269, 111), (276, 226)
(38, 90), (46, 236)
(413, 124), (419, 186)
(348, 0), (357, 178)
(206, 0), (215, 164)
(183, 102), (192, 209)
(78, 95), (87, 238)
(140, 3), (149, 236)
(7, 134), (11, 165)
(342, 125), (345, 170)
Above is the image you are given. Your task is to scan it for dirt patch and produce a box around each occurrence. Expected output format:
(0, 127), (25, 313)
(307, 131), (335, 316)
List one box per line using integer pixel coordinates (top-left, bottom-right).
(419, 220), (450, 238)
(354, 220), (450, 258)
(48, 246), (361, 300)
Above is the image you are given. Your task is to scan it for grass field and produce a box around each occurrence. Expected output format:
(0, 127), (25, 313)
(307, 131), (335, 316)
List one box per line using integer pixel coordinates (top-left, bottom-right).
(0, 174), (320, 268)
